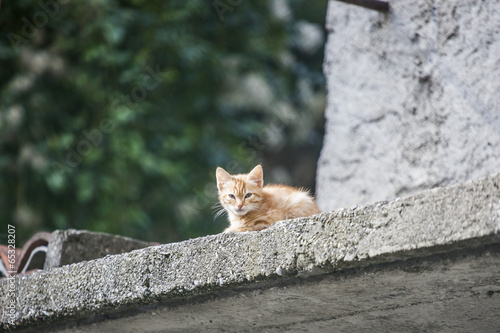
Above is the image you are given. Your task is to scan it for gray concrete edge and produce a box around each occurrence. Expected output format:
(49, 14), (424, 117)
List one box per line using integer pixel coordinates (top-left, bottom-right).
(1, 172), (500, 330)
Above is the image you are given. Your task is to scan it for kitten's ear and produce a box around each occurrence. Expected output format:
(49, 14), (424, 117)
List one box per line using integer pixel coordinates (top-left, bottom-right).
(216, 167), (232, 191)
(247, 165), (263, 188)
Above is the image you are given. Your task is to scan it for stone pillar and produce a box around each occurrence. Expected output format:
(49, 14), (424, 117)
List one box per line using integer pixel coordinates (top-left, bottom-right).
(316, 0), (500, 211)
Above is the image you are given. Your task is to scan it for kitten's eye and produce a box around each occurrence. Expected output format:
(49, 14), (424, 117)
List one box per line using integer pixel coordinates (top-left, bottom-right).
(228, 194), (235, 199)
(245, 193), (252, 199)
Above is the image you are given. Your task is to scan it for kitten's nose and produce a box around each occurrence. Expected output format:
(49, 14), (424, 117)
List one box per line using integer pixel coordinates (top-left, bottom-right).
(237, 203), (243, 209)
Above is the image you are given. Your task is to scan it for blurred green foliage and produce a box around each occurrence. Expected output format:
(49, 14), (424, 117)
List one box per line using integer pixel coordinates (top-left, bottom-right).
(0, 0), (327, 244)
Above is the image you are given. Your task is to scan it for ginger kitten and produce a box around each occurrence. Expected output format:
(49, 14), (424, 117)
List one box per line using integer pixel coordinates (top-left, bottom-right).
(216, 165), (321, 232)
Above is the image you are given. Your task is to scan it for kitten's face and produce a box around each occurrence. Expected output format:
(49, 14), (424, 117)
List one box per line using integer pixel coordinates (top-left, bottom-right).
(216, 165), (264, 217)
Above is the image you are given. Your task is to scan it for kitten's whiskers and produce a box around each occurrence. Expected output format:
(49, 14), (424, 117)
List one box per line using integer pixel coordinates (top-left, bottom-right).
(212, 202), (227, 220)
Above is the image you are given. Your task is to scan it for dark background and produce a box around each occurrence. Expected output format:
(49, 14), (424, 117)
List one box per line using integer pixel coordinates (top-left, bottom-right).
(0, 0), (328, 245)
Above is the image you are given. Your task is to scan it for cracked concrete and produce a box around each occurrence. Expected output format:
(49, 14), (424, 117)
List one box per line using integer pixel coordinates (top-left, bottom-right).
(1, 171), (499, 331)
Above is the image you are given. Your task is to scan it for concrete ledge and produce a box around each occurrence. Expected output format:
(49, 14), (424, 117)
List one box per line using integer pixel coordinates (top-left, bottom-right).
(1, 172), (500, 330)
(44, 229), (156, 270)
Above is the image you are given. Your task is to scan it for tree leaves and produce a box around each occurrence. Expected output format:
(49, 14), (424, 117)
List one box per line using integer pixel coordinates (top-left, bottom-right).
(0, 0), (327, 244)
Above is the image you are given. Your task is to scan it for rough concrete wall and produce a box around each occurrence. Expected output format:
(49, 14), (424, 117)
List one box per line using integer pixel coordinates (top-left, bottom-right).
(44, 229), (155, 270)
(33, 246), (500, 332)
(316, 0), (500, 211)
(2, 172), (499, 330)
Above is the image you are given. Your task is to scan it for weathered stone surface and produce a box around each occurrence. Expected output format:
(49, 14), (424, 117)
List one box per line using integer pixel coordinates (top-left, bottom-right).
(316, 0), (500, 211)
(1, 172), (499, 331)
(44, 229), (155, 270)
(37, 245), (500, 332)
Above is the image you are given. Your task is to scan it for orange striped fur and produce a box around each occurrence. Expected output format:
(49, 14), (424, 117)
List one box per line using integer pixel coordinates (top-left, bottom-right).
(216, 165), (321, 232)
